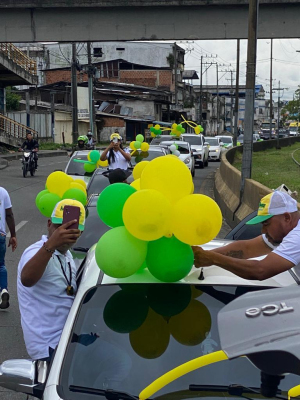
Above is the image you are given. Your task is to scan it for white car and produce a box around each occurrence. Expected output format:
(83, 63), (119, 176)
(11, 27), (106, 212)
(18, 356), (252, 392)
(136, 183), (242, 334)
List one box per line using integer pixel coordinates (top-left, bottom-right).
(204, 137), (223, 161)
(215, 135), (233, 150)
(181, 133), (209, 169)
(159, 140), (195, 176)
(0, 239), (298, 399)
(65, 150), (103, 184)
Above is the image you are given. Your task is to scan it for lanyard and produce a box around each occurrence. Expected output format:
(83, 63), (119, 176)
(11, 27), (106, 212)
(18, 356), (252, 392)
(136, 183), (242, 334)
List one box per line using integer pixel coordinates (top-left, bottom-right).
(56, 255), (74, 296)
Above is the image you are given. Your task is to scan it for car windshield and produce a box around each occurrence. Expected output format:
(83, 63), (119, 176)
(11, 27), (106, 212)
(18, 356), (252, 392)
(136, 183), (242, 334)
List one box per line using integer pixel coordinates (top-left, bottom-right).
(205, 138), (219, 146)
(66, 155), (90, 176)
(130, 150), (165, 167)
(183, 136), (202, 146)
(59, 284), (299, 400)
(218, 137), (232, 144)
(177, 144), (189, 154)
(151, 136), (175, 145)
(87, 173), (110, 196)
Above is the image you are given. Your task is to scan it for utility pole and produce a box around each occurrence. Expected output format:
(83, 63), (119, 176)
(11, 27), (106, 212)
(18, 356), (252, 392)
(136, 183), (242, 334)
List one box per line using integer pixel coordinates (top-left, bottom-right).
(50, 91), (55, 141)
(199, 55), (203, 125)
(87, 41), (94, 135)
(234, 39), (240, 146)
(174, 42), (178, 108)
(230, 70), (234, 138)
(272, 82), (288, 148)
(240, 0), (259, 200)
(71, 43), (79, 143)
(216, 64), (219, 135)
(269, 38), (273, 143)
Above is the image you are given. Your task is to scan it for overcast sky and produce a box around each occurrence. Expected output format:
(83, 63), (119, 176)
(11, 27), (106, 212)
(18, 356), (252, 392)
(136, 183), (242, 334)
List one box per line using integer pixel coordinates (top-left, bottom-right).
(177, 39), (300, 101)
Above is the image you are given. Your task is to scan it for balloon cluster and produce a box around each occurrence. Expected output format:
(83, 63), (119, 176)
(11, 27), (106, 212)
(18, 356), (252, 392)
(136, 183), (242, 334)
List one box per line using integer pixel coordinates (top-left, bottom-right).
(129, 134), (150, 152)
(150, 124), (162, 138)
(74, 150), (108, 173)
(35, 171), (87, 217)
(171, 123), (186, 137)
(169, 143), (180, 157)
(103, 285), (211, 359)
(95, 156), (222, 282)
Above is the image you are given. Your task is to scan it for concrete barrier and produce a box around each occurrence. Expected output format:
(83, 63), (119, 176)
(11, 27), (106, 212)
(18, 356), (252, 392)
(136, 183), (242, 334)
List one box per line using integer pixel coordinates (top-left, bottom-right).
(214, 137), (300, 228)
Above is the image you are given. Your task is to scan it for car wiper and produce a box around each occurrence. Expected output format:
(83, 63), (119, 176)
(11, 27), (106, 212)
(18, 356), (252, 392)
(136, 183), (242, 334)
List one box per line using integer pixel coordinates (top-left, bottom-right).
(189, 384), (286, 400)
(72, 247), (89, 253)
(69, 385), (140, 400)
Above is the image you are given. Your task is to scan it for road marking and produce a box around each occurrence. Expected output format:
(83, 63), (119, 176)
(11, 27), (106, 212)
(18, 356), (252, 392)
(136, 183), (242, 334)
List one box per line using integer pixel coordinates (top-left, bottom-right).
(7, 221), (28, 238)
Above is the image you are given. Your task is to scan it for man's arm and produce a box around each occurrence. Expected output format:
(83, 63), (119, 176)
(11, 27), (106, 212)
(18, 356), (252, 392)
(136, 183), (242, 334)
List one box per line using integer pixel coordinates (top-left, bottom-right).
(21, 221), (80, 287)
(5, 208), (17, 251)
(193, 247), (294, 281)
(212, 235), (272, 259)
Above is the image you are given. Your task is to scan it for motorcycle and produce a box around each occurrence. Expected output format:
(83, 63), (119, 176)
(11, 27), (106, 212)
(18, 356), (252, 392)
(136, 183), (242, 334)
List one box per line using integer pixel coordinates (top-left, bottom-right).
(21, 150), (36, 178)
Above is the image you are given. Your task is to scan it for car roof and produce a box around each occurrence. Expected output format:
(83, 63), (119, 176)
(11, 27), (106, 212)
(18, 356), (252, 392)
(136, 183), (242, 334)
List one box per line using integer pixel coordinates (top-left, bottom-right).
(160, 141), (189, 145)
(71, 150), (90, 157)
(182, 133), (203, 137)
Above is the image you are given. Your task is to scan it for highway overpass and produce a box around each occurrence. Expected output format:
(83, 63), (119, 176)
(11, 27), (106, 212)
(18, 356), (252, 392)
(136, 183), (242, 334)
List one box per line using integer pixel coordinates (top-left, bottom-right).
(0, 1), (299, 42)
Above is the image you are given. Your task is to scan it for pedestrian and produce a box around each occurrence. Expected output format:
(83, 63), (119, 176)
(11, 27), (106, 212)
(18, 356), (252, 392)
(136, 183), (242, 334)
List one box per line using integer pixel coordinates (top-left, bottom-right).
(193, 191), (300, 281)
(17, 199), (84, 361)
(87, 130), (96, 149)
(100, 133), (131, 170)
(0, 187), (17, 309)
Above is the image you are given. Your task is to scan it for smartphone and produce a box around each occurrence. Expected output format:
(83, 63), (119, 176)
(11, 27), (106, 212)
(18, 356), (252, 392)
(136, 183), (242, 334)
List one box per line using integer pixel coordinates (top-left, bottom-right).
(113, 137), (118, 143)
(63, 206), (80, 230)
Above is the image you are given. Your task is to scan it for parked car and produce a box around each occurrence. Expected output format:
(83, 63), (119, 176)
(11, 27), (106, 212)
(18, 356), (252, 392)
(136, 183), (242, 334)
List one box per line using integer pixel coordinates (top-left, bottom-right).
(1, 235), (299, 400)
(160, 140), (195, 176)
(150, 135), (183, 145)
(204, 137), (223, 161)
(181, 133), (209, 169)
(215, 135), (233, 150)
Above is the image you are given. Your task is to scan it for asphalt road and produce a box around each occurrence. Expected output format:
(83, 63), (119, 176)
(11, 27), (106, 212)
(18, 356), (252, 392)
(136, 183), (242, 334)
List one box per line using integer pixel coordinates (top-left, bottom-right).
(0, 155), (220, 399)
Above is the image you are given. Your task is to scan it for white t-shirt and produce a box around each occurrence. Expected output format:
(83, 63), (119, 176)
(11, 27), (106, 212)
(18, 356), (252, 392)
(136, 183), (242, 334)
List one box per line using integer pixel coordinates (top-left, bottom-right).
(108, 148), (131, 170)
(17, 235), (77, 360)
(0, 187), (12, 235)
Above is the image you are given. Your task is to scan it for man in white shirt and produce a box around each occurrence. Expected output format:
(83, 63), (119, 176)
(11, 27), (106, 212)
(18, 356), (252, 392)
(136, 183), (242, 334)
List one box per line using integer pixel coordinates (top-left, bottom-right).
(17, 199), (84, 361)
(0, 187), (17, 309)
(193, 191), (300, 281)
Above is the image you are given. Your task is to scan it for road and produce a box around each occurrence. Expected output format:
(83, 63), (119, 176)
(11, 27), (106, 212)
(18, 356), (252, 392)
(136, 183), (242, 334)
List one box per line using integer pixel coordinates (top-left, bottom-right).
(0, 155), (220, 399)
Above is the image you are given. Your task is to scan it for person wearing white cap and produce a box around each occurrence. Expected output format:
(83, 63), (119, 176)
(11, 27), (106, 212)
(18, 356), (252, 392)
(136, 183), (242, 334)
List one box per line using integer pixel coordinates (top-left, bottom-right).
(193, 191), (300, 280)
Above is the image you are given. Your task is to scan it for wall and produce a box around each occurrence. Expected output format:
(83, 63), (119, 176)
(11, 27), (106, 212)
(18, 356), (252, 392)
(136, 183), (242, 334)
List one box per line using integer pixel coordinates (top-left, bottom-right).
(215, 137), (300, 228)
(118, 99), (155, 119)
(99, 116), (125, 142)
(6, 111), (51, 137)
(54, 111), (89, 144)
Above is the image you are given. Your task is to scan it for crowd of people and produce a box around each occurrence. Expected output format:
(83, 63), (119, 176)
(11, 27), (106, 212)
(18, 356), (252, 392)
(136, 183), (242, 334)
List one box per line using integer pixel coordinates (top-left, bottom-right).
(1, 129), (300, 367)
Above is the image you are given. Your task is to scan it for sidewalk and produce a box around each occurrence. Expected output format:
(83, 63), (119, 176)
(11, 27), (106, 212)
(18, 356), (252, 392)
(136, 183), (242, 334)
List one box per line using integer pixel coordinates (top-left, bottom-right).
(199, 170), (231, 238)
(0, 150), (68, 169)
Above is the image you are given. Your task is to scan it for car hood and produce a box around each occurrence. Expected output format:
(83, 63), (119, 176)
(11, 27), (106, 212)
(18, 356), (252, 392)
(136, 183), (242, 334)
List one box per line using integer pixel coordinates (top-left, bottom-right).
(190, 144), (203, 151)
(208, 145), (220, 151)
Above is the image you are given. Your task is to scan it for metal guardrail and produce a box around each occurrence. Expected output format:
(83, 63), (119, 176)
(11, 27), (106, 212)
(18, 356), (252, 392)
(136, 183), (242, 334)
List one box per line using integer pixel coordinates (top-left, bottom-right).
(0, 43), (37, 75)
(291, 148), (300, 167)
(0, 113), (37, 141)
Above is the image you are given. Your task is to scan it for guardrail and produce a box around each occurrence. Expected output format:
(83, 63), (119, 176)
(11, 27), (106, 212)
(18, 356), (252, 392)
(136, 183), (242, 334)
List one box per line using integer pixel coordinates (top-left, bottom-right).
(0, 43), (37, 75)
(0, 113), (37, 141)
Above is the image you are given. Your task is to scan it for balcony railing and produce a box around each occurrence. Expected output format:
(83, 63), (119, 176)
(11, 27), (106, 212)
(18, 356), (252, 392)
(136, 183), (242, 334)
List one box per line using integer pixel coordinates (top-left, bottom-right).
(0, 43), (37, 75)
(0, 113), (37, 141)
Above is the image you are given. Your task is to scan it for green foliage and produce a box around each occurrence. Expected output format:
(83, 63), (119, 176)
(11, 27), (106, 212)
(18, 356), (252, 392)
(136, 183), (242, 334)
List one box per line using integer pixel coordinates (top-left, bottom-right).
(5, 87), (21, 111)
(167, 53), (175, 69)
(281, 86), (300, 122)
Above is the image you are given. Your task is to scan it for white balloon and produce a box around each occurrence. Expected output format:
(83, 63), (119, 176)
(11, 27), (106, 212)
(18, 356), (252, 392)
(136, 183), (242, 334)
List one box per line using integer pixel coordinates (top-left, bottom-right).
(174, 150), (180, 157)
(169, 144), (176, 152)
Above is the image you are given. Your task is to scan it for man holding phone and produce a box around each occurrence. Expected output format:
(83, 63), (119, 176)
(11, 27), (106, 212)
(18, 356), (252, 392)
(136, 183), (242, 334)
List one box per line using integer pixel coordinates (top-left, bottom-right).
(17, 199), (85, 362)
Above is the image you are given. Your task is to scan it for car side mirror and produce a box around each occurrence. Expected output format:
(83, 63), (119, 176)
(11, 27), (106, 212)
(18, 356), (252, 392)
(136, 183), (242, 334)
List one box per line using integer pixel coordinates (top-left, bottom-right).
(204, 142), (209, 146)
(0, 359), (46, 399)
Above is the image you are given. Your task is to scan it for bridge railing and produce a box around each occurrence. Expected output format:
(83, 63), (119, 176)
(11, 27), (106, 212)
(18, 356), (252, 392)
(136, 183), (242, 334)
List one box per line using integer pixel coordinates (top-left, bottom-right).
(0, 113), (38, 142)
(0, 43), (37, 75)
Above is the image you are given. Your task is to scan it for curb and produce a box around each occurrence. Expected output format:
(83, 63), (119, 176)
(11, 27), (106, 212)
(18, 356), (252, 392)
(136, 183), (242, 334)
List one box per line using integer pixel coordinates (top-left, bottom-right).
(0, 159), (8, 170)
(0, 150), (68, 163)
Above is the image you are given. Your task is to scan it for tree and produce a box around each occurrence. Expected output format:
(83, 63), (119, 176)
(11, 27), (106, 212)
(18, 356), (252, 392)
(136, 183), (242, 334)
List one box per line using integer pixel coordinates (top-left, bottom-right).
(5, 86), (21, 111)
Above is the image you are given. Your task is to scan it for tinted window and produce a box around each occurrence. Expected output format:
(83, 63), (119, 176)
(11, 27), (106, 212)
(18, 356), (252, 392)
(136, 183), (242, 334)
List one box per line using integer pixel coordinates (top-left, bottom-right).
(225, 211), (261, 240)
(150, 136), (176, 145)
(218, 137), (232, 144)
(87, 174), (110, 196)
(66, 155), (90, 176)
(60, 284), (298, 399)
(130, 150), (165, 166)
(183, 136), (202, 146)
(177, 144), (190, 154)
(205, 138), (219, 146)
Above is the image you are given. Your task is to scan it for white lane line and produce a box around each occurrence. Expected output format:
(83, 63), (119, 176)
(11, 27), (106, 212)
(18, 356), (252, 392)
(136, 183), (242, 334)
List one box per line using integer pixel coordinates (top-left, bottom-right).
(7, 221), (28, 238)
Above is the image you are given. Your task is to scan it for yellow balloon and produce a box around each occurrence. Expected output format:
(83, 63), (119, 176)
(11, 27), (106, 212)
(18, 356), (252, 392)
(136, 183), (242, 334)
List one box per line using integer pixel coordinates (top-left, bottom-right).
(141, 142), (150, 152)
(154, 124), (160, 130)
(130, 141), (136, 150)
(133, 161), (149, 180)
(46, 171), (71, 198)
(169, 300), (211, 346)
(97, 159), (109, 168)
(130, 179), (141, 190)
(195, 127), (201, 134)
(74, 179), (87, 189)
(190, 181), (194, 194)
(140, 157), (193, 204)
(123, 189), (171, 241)
(70, 182), (87, 194)
(130, 309), (170, 359)
(172, 123), (177, 130)
(151, 132), (156, 138)
(87, 153), (91, 162)
(172, 194), (222, 245)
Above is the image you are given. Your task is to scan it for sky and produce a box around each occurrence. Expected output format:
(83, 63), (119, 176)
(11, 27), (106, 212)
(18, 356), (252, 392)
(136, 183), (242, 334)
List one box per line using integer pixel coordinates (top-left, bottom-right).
(176, 39), (300, 101)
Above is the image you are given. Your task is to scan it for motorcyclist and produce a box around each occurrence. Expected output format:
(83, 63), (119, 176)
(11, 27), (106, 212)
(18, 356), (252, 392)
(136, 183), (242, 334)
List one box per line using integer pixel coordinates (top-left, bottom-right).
(70, 135), (89, 157)
(87, 130), (96, 149)
(19, 133), (39, 170)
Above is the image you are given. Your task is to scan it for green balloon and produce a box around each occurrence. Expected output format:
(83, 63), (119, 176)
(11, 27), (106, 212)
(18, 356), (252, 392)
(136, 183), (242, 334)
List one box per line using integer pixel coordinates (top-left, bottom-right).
(95, 226), (148, 278)
(38, 193), (61, 217)
(103, 291), (149, 333)
(147, 236), (194, 282)
(35, 189), (49, 208)
(147, 284), (191, 317)
(136, 134), (144, 143)
(89, 150), (100, 163)
(134, 141), (141, 149)
(97, 183), (136, 228)
(150, 127), (155, 133)
(177, 124), (182, 131)
(62, 188), (87, 206)
(84, 163), (96, 173)
(181, 128), (186, 133)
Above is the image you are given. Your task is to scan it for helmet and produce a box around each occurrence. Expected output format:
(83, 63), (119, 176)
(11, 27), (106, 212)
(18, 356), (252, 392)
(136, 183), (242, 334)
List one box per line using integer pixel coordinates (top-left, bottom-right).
(78, 135), (88, 144)
(110, 133), (122, 142)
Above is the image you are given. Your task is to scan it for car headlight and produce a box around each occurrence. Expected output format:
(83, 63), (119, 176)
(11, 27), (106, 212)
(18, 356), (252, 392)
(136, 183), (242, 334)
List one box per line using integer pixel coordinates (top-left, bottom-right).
(215, 149), (219, 152)
(184, 158), (191, 164)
